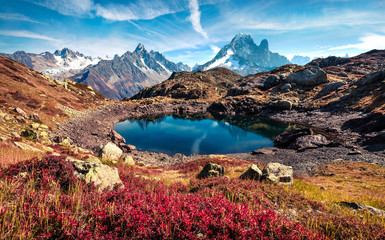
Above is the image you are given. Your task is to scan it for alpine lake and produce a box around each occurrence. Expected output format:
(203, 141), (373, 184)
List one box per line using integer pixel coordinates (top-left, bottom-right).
(114, 114), (289, 156)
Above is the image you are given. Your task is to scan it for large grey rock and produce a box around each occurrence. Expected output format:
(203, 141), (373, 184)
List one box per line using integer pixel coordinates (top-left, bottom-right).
(239, 164), (262, 181)
(101, 142), (123, 161)
(360, 70), (385, 86)
(287, 66), (328, 87)
(197, 163), (225, 179)
(263, 75), (280, 89)
(274, 128), (313, 147)
(315, 81), (345, 99)
(70, 159), (124, 190)
(289, 134), (330, 151)
(262, 162), (293, 184)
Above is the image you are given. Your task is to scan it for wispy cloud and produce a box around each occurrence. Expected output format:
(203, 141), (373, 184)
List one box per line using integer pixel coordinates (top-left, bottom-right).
(329, 33), (385, 50)
(27, 0), (93, 16)
(188, 0), (209, 39)
(0, 30), (58, 41)
(95, 0), (186, 21)
(0, 13), (39, 23)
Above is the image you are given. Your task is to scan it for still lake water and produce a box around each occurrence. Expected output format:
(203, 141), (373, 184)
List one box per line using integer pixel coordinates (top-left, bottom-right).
(114, 115), (288, 155)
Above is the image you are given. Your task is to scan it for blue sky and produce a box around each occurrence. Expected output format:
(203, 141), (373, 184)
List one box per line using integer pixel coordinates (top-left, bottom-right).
(0, 0), (384, 66)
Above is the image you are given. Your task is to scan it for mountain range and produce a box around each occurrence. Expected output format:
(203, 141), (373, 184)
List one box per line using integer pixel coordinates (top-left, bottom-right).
(195, 33), (290, 75)
(70, 44), (191, 99)
(1, 49), (102, 80)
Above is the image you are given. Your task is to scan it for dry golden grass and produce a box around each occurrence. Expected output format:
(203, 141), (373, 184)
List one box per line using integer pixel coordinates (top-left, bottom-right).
(0, 143), (42, 168)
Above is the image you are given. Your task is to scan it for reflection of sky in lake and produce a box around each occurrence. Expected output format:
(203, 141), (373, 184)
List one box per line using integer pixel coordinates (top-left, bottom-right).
(114, 116), (282, 155)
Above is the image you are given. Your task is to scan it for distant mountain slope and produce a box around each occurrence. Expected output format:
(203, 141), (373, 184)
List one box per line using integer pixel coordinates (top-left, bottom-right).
(0, 48), (102, 80)
(290, 55), (311, 65)
(71, 44), (191, 99)
(130, 67), (241, 101)
(195, 33), (290, 76)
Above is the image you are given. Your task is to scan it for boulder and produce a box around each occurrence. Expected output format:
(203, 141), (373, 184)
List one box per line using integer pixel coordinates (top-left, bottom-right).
(252, 147), (276, 155)
(13, 141), (43, 152)
(101, 142), (123, 161)
(270, 100), (292, 110)
(197, 163), (225, 179)
(287, 66), (328, 87)
(263, 75), (280, 89)
(262, 162), (293, 184)
(239, 164), (262, 181)
(289, 134), (330, 151)
(274, 128), (313, 147)
(70, 159), (124, 191)
(314, 81), (345, 99)
(122, 155), (135, 166)
(360, 70), (385, 86)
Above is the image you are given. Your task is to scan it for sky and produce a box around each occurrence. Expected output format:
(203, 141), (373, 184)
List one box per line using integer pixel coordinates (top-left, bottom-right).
(0, 0), (385, 66)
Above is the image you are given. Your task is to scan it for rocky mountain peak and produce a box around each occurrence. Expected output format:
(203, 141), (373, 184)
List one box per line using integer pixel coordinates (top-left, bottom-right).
(259, 39), (269, 51)
(134, 43), (147, 53)
(54, 48), (78, 59)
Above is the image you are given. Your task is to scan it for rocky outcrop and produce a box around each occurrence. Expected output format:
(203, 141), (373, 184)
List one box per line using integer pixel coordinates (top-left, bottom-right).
(197, 163), (225, 179)
(340, 201), (385, 216)
(269, 100), (292, 110)
(101, 142), (123, 161)
(239, 164), (262, 181)
(261, 162), (293, 184)
(287, 66), (328, 87)
(70, 159), (124, 190)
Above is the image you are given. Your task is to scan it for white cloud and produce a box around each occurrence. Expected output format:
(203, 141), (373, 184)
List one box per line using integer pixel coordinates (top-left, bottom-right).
(0, 30), (58, 41)
(210, 45), (220, 54)
(329, 33), (385, 50)
(28, 0), (93, 16)
(0, 13), (39, 23)
(188, 0), (209, 39)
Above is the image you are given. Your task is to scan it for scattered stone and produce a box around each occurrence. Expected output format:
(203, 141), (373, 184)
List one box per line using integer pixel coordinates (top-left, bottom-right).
(270, 100), (292, 110)
(122, 155), (135, 166)
(109, 130), (125, 145)
(0, 134), (9, 141)
(13, 141), (43, 152)
(281, 83), (292, 92)
(59, 137), (72, 147)
(4, 115), (12, 121)
(262, 162), (293, 185)
(14, 107), (27, 118)
(70, 159), (124, 191)
(340, 201), (385, 216)
(38, 124), (49, 131)
(315, 81), (345, 98)
(274, 128), (313, 147)
(197, 163), (225, 179)
(101, 142), (123, 161)
(10, 132), (20, 138)
(239, 164), (262, 181)
(30, 113), (41, 120)
(31, 123), (40, 130)
(316, 184), (326, 190)
(289, 134), (330, 151)
(348, 150), (362, 155)
(252, 147), (276, 155)
(0, 111), (6, 119)
(120, 144), (137, 152)
(38, 131), (49, 140)
(287, 66), (328, 87)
